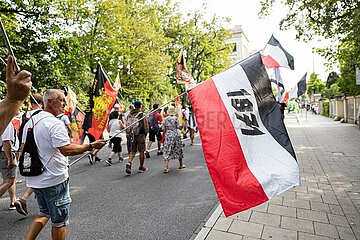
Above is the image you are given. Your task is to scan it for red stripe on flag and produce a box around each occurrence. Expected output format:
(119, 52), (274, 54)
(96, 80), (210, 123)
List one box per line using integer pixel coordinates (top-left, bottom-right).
(261, 55), (281, 69)
(189, 79), (268, 217)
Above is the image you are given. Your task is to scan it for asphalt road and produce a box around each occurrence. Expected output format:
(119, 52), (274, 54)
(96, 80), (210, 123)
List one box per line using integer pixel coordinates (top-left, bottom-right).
(0, 136), (218, 239)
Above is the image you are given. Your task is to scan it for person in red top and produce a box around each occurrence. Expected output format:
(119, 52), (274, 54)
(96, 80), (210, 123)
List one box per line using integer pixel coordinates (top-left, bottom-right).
(145, 104), (163, 158)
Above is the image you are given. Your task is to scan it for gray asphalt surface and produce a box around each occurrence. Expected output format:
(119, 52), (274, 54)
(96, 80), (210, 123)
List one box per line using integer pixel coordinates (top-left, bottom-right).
(0, 136), (218, 239)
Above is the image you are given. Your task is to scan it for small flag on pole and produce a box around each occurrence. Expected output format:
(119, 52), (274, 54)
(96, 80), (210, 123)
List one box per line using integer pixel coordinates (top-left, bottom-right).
(113, 72), (121, 91)
(176, 50), (197, 90)
(188, 52), (300, 217)
(261, 35), (294, 70)
(288, 73), (307, 99)
(65, 87), (78, 115)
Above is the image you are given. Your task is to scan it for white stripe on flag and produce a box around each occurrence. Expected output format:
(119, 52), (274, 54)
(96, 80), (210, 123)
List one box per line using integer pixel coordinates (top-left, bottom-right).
(289, 85), (299, 99)
(262, 44), (290, 69)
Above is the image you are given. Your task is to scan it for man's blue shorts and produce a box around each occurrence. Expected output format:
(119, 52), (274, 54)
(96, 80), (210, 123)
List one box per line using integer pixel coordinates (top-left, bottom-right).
(32, 178), (72, 227)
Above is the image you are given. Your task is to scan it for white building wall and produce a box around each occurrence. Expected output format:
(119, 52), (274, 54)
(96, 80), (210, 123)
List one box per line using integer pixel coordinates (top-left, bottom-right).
(225, 25), (250, 65)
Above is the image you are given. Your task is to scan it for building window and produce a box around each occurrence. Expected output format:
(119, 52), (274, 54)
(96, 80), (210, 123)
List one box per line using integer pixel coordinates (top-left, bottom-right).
(227, 43), (237, 53)
(232, 43), (237, 53)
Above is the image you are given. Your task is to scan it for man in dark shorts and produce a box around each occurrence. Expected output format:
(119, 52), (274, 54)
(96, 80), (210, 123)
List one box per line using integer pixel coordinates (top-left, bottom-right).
(125, 101), (149, 175)
(145, 104), (163, 158)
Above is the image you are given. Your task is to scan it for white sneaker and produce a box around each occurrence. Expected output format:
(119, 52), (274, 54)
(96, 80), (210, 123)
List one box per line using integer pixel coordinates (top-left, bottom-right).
(9, 204), (16, 210)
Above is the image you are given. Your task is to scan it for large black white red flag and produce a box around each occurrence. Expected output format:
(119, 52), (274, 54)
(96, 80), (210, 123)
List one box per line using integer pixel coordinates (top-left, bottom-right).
(188, 53), (300, 217)
(83, 63), (118, 139)
(261, 35), (294, 70)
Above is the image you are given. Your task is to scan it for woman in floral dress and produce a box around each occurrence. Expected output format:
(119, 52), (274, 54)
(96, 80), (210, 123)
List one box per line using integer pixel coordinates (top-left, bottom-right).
(162, 106), (185, 173)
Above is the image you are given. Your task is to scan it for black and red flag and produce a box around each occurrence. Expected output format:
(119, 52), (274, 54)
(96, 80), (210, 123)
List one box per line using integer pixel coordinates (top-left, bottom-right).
(83, 63), (118, 139)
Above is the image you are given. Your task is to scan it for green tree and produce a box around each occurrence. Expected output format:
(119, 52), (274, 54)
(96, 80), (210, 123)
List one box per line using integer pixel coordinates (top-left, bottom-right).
(164, 9), (232, 83)
(259, 0), (359, 41)
(0, 0), (92, 96)
(326, 72), (339, 88)
(322, 83), (341, 99)
(307, 72), (325, 95)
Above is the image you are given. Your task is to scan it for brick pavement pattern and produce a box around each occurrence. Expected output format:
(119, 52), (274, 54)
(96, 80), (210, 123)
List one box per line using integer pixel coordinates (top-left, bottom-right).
(195, 112), (360, 240)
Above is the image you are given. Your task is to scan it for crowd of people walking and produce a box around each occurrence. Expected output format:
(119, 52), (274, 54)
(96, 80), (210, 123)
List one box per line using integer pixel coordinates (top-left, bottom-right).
(0, 55), (198, 240)
(1, 98), (197, 238)
(102, 101), (197, 175)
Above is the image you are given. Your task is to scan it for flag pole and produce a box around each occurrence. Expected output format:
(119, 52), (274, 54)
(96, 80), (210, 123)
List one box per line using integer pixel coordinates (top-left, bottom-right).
(0, 57), (6, 65)
(305, 98), (308, 121)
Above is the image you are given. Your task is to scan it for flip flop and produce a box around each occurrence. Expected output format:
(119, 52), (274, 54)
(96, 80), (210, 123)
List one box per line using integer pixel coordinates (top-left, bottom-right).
(163, 168), (169, 173)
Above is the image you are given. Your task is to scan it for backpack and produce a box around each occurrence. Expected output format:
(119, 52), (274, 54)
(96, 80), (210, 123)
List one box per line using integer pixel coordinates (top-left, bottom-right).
(18, 109), (42, 144)
(18, 114), (50, 176)
(148, 114), (161, 133)
(126, 112), (142, 137)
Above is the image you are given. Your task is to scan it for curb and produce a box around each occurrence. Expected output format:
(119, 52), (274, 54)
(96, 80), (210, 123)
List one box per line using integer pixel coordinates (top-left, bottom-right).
(189, 202), (223, 240)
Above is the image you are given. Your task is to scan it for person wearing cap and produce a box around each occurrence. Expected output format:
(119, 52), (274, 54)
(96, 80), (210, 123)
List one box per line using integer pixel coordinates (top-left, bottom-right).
(125, 101), (149, 174)
(162, 106), (185, 173)
(110, 103), (121, 117)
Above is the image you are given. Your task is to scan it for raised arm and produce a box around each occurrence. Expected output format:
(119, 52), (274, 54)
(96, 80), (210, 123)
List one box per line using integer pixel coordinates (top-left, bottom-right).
(0, 56), (32, 135)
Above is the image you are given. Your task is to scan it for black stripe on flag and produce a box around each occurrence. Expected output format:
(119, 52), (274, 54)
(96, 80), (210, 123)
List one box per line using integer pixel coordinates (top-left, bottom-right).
(239, 52), (297, 160)
(297, 73), (307, 97)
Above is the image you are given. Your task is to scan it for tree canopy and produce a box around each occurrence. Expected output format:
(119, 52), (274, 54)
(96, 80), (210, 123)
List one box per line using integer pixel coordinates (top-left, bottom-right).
(0, 0), (233, 108)
(307, 72), (325, 96)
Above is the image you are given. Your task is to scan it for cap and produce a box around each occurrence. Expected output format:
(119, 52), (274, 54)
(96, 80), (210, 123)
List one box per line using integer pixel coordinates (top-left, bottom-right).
(134, 101), (142, 108)
(114, 103), (120, 109)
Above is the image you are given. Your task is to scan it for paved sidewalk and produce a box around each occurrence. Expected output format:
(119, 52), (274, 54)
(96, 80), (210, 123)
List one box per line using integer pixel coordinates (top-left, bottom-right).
(194, 111), (360, 240)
